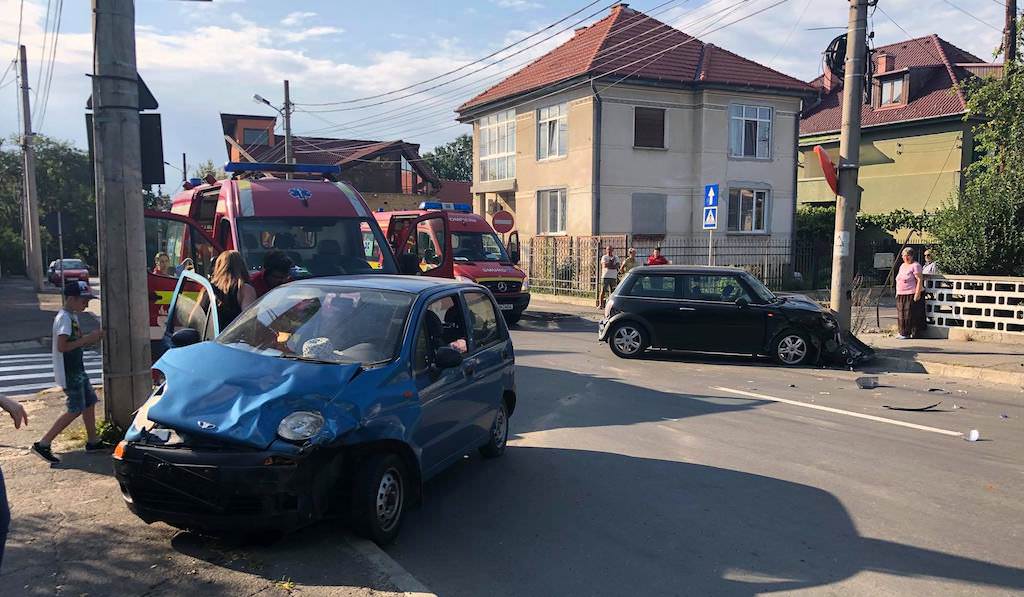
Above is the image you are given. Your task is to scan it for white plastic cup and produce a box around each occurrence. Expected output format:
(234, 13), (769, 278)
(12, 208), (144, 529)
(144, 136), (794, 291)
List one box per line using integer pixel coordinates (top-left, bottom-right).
(966, 429), (980, 442)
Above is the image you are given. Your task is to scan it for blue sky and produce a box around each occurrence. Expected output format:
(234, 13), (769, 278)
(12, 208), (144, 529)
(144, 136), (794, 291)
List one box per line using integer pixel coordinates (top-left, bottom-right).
(0, 0), (1011, 189)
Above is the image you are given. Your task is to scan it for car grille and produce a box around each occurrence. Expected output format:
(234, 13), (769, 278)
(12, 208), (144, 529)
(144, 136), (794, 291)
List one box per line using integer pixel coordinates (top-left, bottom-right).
(129, 483), (265, 516)
(480, 280), (522, 294)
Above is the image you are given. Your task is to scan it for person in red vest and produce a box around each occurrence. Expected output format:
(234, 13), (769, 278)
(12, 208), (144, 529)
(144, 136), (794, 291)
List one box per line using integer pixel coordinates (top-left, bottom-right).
(646, 247), (670, 266)
(250, 250), (294, 297)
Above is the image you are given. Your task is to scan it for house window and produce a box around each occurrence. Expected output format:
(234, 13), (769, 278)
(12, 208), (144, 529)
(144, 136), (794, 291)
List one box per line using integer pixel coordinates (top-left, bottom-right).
(727, 188), (768, 232)
(479, 109), (516, 181)
(537, 103), (568, 159)
(634, 107), (666, 149)
(242, 128), (269, 146)
(631, 193), (667, 235)
(880, 77), (904, 105)
(729, 105), (772, 159)
(537, 189), (567, 234)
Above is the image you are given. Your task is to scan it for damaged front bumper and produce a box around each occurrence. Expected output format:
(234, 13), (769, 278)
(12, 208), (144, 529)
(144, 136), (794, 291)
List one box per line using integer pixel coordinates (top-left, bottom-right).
(819, 329), (876, 366)
(114, 441), (343, 533)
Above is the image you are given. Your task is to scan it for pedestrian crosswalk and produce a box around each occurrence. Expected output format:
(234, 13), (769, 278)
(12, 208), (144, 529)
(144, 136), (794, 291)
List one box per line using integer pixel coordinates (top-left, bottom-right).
(0, 351), (102, 396)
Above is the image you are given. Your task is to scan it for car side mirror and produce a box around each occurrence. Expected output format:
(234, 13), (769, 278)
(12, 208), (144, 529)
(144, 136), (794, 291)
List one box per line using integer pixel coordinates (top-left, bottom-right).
(433, 346), (463, 369)
(398, 253), (421, 275)
(170, 327), (201, 348)
(735, 297), (749, 308)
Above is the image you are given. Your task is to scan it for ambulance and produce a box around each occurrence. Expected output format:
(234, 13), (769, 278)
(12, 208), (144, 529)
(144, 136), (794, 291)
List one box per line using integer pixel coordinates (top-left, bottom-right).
(375, 202), (530, 324)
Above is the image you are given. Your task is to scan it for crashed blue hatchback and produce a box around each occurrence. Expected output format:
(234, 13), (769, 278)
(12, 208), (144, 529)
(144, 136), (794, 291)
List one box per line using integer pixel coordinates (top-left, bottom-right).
(114, 275), (516, 545)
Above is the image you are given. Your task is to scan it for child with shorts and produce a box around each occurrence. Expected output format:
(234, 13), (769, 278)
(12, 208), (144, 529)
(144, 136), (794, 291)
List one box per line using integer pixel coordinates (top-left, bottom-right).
(31, 281), (105, 464)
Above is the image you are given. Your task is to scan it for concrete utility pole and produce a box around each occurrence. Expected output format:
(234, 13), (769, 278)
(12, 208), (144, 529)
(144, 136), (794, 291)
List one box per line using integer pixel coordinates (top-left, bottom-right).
(1005, 0), (1018, 63)
(181, 152), (187, 181)
(283, 79), (293, 179)
(91, 0), (152, 428)
(829, 0), (869, 329)
(17, 45), (43, 291)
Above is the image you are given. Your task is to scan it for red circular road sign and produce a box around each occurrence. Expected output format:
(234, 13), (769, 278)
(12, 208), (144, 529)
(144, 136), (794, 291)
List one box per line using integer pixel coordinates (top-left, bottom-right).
(492, 210), (515, 233)
(814, 145), (839, 195)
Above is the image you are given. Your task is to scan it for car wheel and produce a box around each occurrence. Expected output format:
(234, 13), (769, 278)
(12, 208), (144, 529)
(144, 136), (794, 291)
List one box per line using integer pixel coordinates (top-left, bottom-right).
(479, 402), (509, 458)
(503, 312), (522, 326)
(350, 453), (407, 546)
(773, 330), (812, 366)
(608, 322), (648, 359)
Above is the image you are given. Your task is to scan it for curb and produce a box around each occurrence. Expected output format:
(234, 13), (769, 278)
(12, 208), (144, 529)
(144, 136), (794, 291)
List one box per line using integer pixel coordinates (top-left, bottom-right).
(873, 354), (1024, 388)
(342, 536), (436, 597)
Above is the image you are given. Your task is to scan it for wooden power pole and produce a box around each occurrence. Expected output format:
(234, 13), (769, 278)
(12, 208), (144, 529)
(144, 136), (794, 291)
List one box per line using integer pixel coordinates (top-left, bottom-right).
(830, 0), (869, 329)
(283, 80), (293, 179)
(1005, 0), (1018, 63)
(91, 0), (152, 428)
(17, 45), (43, 291)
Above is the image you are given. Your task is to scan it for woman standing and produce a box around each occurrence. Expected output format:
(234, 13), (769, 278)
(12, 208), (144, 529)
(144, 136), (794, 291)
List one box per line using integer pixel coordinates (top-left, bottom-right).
(895, 247), (925, 339)
(209, 251), (257, 327)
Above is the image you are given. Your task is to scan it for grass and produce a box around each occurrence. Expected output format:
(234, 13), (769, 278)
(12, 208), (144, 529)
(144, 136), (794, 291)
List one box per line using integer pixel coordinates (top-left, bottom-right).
(275, 577), (296, 592)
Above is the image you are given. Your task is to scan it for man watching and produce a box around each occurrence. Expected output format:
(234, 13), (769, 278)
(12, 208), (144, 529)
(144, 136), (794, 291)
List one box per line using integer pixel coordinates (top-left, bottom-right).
(250, 250), (293, 297)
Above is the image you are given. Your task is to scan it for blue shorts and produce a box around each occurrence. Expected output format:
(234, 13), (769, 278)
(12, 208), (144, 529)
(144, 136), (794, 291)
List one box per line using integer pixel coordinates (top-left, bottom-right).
(64, 377), (98, 414)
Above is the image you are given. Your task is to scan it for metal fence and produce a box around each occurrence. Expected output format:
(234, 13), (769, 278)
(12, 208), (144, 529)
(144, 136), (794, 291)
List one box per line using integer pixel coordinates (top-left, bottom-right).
(522, 234), (934, 299)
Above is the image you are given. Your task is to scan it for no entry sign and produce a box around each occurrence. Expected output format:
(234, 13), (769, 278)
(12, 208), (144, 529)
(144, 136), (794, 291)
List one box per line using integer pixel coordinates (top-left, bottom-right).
(492, 210), (515, 233)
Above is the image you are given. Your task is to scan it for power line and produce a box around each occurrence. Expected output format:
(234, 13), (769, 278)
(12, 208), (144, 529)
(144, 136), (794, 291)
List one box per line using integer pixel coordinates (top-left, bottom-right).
(873, 5), (949, 67)
(939, 0), (1003, 32)
(295, 0), (609, 107)
(34, 0), (53, 105)
(768, 0), (812, 68)
(36, 0), (64, 132)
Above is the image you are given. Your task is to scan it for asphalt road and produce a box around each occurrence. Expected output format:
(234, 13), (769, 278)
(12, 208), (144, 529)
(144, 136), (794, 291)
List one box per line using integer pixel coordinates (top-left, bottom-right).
(386, 313), (1024, 596)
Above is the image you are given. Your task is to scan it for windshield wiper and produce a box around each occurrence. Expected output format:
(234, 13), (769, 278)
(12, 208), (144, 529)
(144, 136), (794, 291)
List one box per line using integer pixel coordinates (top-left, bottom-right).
(277, 354), (337, 365)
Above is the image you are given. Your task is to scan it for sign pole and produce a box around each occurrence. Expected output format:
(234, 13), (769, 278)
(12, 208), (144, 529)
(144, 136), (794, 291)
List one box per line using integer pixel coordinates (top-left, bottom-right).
(702, 183), (719, 265)
(708, 230), (713, 266)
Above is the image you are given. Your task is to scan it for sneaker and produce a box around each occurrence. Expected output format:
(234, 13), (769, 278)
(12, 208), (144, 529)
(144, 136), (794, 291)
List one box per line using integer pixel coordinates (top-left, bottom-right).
(85, 441), (110, 452)
(32, 442), (60, 464)
(895, 334), (908, 340)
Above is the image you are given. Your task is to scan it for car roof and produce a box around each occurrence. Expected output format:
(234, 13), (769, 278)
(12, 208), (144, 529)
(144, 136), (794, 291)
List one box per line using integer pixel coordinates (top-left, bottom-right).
(288, 274), (473, 295)
(628, 265), (750, 275)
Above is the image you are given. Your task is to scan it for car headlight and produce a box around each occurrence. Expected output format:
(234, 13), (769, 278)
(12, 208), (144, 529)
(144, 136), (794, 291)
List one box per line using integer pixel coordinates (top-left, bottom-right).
(277, 411), (324, 441)
(521, 277), (530, 291)
(822, 314), (839, 329)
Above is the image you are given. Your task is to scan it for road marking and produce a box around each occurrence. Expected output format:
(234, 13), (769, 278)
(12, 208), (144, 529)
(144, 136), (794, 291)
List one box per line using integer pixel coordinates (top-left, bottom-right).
(0, 351), (100, 361)
(342, 536), (436, 597)
(712, 386), (963, 437)
(0, 368), (102, 382)
(0, 358), (101, 373)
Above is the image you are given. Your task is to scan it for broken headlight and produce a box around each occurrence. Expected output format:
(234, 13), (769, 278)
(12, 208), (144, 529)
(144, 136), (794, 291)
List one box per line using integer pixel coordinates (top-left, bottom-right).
(277, 411), (324, 442)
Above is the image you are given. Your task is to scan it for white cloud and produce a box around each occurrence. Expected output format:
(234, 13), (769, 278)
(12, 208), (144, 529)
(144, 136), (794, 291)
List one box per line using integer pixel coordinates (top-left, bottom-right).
(493, 0), (544, 11)
(282, 11), (317, 27)
(282, 26), (345, 43)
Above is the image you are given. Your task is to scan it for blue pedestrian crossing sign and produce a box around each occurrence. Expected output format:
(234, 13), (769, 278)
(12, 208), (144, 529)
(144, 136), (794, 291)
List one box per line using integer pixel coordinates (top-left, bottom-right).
(703, 184), (719, 230)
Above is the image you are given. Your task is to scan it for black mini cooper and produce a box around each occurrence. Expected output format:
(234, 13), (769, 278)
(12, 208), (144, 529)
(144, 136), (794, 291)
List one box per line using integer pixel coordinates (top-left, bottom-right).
(598, 266), (869, 366)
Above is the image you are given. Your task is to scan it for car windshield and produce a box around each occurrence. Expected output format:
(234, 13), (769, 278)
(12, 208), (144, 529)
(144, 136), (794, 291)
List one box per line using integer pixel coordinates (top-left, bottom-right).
(57, 259), (86, 269)
(452, 231), (510, 263)
(235, 217), (397, 277)
(216, 285), (415, 366)
(743, 273), (777, 303)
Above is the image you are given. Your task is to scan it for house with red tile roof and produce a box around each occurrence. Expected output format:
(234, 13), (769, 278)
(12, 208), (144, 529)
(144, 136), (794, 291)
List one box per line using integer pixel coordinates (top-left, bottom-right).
(455, 3), (815, 239)
(218, 113), (470, 211)
(799, 35), (1002, 215)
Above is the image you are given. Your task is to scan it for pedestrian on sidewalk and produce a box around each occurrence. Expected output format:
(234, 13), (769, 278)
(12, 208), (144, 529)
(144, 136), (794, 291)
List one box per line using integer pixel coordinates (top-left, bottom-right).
(922, 248), (940, 275)
(598, 246), (620, 308)
(31, 281), (105, 465)
(619, 248), (638, 276)
(895, 247), (926, 339)
(647, 247), (670, 266)
(0, 393), (28, 571)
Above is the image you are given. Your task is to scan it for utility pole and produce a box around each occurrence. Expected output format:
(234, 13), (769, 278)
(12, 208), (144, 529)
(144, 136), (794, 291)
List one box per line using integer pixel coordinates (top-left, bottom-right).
(17, 45), (43, 291)
(91, 0), (152, 428)
(283, 79), (293, 179)
(1005, 0), (1018, 63)
(181, 152), (187, 181)
(829, 0), (869, 329)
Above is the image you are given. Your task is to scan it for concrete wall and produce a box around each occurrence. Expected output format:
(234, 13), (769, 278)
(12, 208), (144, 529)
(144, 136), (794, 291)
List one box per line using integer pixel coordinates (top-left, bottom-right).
(798, 119), (970, 214)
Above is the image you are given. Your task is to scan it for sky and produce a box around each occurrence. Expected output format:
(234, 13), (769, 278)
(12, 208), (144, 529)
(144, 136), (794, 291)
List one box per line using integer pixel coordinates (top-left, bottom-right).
(0, 0), (1012, 189)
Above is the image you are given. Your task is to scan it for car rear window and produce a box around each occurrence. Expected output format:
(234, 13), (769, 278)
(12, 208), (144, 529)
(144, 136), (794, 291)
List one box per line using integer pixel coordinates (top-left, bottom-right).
(627, 275), (677, 298)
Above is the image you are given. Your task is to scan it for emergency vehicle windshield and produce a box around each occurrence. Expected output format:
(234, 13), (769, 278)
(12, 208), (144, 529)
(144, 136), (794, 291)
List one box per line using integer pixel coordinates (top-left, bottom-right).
(451, 231), (511, 263)
(235, 217), (397, 276)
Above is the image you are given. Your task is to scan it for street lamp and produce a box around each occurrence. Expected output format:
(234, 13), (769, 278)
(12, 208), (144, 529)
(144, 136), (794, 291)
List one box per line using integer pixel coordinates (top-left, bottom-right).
(253, 83), (294, 177)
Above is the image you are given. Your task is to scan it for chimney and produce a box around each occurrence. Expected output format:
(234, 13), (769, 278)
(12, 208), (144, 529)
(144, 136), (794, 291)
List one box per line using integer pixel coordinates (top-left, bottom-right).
(611, 2), (634, 14)
(822, 64), (837, 94)
(875, 51), (894, 74)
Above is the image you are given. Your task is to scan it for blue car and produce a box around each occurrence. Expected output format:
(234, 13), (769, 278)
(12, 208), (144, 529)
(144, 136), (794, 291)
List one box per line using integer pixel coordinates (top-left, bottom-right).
(114, 275), (516, 545)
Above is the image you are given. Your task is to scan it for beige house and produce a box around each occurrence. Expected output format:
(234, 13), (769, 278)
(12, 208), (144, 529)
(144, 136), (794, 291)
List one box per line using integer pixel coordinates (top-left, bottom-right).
(457, 3), (815, 240)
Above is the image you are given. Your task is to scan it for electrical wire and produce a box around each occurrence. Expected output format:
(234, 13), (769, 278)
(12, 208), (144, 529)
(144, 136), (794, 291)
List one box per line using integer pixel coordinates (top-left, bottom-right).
(938, 0), (1003, 32)
(34, 0), (53, 105)
(767, 0), (813, 68)
(36, 0), (64, 132)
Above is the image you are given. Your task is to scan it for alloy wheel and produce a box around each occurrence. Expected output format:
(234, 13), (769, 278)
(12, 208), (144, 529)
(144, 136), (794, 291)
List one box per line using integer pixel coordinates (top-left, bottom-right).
(613, 326), (642, 355)
(375, 468), (403, 532)
(777, 334), (808, 365)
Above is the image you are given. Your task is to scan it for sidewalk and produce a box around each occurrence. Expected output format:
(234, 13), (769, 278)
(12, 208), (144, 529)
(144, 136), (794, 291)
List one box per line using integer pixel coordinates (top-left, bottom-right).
(0, 277), (100, 350)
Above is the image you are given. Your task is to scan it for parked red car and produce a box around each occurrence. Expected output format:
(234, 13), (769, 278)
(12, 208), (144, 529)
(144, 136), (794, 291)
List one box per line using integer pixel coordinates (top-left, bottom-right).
(47, 258), (91, 286)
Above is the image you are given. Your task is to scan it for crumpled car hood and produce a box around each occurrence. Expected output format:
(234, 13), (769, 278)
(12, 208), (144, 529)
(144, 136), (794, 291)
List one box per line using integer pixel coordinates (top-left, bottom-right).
(146, 342), (361, 450)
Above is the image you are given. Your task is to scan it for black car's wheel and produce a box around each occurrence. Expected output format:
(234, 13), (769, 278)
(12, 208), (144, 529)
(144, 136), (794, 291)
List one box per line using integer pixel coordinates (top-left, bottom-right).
(503, 312), (522, 326)
(608, 322), (648, 359)
(479, 402), (509, 458)
(350, 453), (407, 546)
(772, 330), (813, 366)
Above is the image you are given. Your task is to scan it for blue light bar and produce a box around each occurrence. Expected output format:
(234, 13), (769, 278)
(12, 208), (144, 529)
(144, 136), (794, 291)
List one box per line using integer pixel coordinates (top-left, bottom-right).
(224, 162), (342, 175)
(419, 201), (472, 212)
(188, 178), (203, 187)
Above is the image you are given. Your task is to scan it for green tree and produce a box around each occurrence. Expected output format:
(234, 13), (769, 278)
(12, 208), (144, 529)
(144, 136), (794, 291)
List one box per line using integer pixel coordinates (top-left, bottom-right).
(143, 186), (171, 211)
(422, 134), (472, 181)
(930, 51), (1024, 275)
(192, 159), (226, 181)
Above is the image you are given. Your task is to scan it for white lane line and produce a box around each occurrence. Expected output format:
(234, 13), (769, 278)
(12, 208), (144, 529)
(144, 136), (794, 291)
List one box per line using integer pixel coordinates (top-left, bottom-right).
(1, 378), (102, 395)
(712, 386), (963, 438)
(0, 351), (100, 361)
(0, 359), (102, 373)
(0, 368), (102, 382)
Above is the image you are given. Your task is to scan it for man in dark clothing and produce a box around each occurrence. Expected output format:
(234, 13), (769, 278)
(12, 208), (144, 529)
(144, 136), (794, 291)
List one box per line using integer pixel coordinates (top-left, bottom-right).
(250, 250), (294, 297)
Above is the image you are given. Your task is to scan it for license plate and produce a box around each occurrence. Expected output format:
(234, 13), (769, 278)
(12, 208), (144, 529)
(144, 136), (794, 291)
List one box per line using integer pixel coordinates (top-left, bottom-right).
(499, 304), (514, 311)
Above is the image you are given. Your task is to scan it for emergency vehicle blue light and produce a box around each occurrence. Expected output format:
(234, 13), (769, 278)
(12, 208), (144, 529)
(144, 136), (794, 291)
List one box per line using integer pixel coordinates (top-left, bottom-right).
(188, 178), (203, 187)
(419, 201), (472, 212)
(224, 162), (342, 175)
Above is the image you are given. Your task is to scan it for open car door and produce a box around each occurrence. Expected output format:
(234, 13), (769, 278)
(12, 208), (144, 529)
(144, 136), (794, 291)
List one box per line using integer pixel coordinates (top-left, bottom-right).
(391, 212), (453, 279)
(154, 270), (221, 361)
(145, 210), (221, 359)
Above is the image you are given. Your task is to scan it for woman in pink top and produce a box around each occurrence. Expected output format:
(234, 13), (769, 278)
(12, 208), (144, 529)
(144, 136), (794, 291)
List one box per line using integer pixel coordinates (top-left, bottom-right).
(895, 247), (925, 339)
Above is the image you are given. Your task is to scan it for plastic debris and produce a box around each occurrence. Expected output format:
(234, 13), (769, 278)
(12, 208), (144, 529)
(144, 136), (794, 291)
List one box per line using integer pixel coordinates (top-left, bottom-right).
(1000, 414), (1009, 419)
(819, 391), (831, 395)
(856, 376), (879, 389)
(788, 384), (797, 388)
(966, 429), (980, 442)
(883, 401), (942, 412)
(928, 388), (946, 393)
